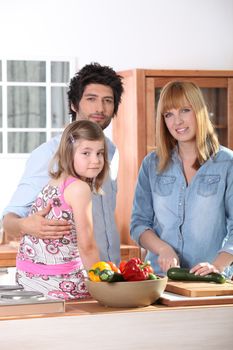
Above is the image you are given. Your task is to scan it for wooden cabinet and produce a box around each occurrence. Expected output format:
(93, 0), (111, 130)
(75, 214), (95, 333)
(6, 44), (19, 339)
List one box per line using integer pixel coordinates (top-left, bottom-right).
(0, 243), (139, 267)
(112, 69), (233, 243)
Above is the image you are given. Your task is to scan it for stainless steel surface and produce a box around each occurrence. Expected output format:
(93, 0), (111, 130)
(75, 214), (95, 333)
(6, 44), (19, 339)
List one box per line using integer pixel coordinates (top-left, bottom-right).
(0, 268), (8, 274)
(0, 285), (23, 291)
(0, 290), (44, 300)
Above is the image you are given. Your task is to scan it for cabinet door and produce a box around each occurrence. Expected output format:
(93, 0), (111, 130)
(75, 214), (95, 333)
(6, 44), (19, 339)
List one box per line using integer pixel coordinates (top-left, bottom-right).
(146, 77), (233, 153)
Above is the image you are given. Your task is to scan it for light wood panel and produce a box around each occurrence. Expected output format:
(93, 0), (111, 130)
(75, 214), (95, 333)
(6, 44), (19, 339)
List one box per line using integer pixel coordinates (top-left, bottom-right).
(1, 304), (233, 349)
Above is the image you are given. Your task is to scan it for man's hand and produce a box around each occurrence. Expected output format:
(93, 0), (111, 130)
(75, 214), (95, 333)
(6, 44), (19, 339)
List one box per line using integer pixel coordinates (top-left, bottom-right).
(3, 205), (72, 241)
(20, 204), (72, 239)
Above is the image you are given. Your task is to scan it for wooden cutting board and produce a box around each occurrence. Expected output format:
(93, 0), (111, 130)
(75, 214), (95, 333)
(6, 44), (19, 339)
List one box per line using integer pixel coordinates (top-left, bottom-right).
(165, 280), (233, 297)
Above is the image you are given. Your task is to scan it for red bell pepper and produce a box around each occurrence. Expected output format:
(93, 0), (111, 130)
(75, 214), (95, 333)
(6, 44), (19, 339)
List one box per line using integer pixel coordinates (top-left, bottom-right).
(122, 258), (149, 281)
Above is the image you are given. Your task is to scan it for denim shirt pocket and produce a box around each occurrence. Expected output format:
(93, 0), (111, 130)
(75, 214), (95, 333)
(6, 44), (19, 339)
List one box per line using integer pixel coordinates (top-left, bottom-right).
(197, 175), (220, 197)
(154, 175), (176, 196)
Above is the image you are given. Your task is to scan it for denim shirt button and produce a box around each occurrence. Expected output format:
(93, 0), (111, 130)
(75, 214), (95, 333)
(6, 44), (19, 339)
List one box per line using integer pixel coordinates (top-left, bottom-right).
(179, 202), (182, 206)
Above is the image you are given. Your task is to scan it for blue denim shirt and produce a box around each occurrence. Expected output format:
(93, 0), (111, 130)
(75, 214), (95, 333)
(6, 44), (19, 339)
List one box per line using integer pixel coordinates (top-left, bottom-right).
(2, 135), (120, 264)
(130, 146), (233, 278)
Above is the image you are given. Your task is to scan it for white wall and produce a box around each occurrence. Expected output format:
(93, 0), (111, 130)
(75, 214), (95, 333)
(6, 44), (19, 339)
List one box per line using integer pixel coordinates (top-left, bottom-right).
(0, 0), (233, 214)
(1, 0), (233, 70)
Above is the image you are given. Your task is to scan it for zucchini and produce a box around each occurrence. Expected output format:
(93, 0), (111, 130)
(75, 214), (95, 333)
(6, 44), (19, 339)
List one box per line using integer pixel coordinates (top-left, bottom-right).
(167, 267), (226, 284)
(109, 272), (125, 282)
(99, 269), (125, 282)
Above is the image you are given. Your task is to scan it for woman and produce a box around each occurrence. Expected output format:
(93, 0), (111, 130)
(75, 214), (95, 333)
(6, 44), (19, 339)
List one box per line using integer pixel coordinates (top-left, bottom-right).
(130, 81), (233, 278)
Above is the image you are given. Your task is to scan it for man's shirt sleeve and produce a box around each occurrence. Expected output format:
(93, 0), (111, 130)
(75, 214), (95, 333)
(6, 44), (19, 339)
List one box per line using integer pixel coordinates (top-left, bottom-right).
(2, 136), (60, 218)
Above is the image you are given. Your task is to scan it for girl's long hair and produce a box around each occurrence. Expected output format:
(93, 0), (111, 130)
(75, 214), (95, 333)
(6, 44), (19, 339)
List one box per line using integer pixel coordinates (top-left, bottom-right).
(49, 120), (109, 192)
(156, 81), (219, 172)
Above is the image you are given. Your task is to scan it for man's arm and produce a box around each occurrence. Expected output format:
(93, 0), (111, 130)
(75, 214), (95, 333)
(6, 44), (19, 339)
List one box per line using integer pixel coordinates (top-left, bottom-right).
(2, 135), (70, 241)
(3, 207), (72, 241)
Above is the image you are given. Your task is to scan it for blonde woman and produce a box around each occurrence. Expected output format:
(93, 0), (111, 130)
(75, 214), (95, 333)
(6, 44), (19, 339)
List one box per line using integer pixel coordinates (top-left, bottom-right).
(131, 81), (233, 278)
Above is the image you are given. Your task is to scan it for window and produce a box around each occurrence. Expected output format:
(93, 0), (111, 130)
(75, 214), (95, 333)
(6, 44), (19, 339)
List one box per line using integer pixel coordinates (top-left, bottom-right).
(0, 58), (76, 155)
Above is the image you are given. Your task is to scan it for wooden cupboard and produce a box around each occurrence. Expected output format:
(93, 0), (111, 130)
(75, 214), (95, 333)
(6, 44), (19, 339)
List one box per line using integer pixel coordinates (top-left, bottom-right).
(112, 69), (233, 244)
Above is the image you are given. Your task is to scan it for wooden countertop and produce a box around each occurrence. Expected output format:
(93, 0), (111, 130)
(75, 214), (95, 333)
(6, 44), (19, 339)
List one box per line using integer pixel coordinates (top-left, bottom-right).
(64, 297), (233, 316)
(1, 295), (233, 321)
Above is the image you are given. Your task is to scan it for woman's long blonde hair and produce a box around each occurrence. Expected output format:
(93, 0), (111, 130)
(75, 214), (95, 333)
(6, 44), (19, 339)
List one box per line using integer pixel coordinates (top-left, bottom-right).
(49, 120), (109, 192)
(156, 81), (219, 172)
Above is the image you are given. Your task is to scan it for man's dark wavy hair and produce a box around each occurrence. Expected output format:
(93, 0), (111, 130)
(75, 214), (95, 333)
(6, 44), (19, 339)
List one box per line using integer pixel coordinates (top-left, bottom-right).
(67, 62), (124, 122)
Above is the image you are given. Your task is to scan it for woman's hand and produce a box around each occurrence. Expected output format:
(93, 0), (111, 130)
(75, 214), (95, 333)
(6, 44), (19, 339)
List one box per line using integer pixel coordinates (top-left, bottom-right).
(157, 245), (180, 273)
(190, 262), (220, 276)
(190, 253), (233, 276)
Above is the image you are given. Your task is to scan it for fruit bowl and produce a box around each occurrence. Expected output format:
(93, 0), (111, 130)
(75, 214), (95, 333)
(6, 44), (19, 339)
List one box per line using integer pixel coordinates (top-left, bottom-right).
(86, 276), (168, 308)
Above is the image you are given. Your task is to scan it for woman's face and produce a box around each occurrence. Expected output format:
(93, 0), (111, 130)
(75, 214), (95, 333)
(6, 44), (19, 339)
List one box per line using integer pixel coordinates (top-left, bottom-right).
(163, 106), (197, 144)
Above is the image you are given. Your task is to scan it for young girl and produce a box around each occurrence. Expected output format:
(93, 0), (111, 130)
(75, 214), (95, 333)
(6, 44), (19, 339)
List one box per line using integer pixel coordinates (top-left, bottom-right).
(16, 120), (108, 300)
(131, 81), (233, 279)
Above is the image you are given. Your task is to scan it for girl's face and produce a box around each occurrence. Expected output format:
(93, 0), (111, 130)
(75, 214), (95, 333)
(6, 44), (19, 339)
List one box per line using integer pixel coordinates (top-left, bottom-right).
(163, 106), (197, 145)
(73, 139), (105, 179)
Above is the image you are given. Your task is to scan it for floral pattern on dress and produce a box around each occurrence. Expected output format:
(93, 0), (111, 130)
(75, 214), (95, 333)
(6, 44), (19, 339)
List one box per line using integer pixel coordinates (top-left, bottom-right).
(23, 244), (36, 258)
(59, 280), (76, 292)
(16, 179), (89, 300)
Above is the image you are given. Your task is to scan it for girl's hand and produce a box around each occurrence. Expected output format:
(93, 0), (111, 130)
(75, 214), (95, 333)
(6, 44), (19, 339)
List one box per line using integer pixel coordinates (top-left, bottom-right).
(190, 262), (220, 276)
(157, 245), (180, 273)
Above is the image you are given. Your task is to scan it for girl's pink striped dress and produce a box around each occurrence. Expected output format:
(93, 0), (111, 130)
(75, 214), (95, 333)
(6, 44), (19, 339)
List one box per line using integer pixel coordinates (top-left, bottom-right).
(16, 177), (90, 300)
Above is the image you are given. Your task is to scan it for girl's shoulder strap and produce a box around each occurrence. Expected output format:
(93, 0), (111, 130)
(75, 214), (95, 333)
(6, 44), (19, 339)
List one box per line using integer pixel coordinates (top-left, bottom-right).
(60, 176), (78, 193)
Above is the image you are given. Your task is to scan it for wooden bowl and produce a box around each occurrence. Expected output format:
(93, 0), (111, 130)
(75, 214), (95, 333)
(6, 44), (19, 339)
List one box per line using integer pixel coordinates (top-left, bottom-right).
(86, 276), (167, 308)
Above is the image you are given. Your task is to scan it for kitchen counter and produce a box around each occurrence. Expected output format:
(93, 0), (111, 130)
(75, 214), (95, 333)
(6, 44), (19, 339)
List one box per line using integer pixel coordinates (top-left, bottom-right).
(0, 299), (233, 349)
(0, 269), (233, 350)
(1, 266), (233, 349)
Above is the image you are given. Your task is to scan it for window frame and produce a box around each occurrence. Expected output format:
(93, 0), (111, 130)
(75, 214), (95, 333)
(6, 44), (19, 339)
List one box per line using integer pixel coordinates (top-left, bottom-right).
(0, 56), (77, 158)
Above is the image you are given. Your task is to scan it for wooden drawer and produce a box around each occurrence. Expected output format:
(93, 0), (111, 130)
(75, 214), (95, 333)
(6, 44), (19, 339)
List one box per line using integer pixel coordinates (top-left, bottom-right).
(0, 244), (17, 267)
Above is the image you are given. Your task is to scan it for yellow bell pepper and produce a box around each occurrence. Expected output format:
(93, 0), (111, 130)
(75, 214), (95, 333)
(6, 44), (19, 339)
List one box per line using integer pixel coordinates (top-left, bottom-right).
(88, 261), (112, 282)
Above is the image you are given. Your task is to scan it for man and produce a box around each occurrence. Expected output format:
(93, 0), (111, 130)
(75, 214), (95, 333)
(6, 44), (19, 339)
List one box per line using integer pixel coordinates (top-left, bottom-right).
(2, 63), (124, 264)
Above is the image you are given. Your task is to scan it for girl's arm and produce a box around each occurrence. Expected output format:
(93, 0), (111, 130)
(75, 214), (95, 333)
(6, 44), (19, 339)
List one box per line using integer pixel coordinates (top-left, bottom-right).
(64, 180), (100, 270)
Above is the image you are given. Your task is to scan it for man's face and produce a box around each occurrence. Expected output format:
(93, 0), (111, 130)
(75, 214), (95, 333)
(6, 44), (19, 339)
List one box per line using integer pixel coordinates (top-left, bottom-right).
(73, 83), (115, 130)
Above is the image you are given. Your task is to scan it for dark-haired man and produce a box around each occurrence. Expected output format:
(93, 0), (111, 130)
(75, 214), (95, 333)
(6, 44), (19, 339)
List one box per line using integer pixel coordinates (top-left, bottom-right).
(2, 63), (124, 264)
